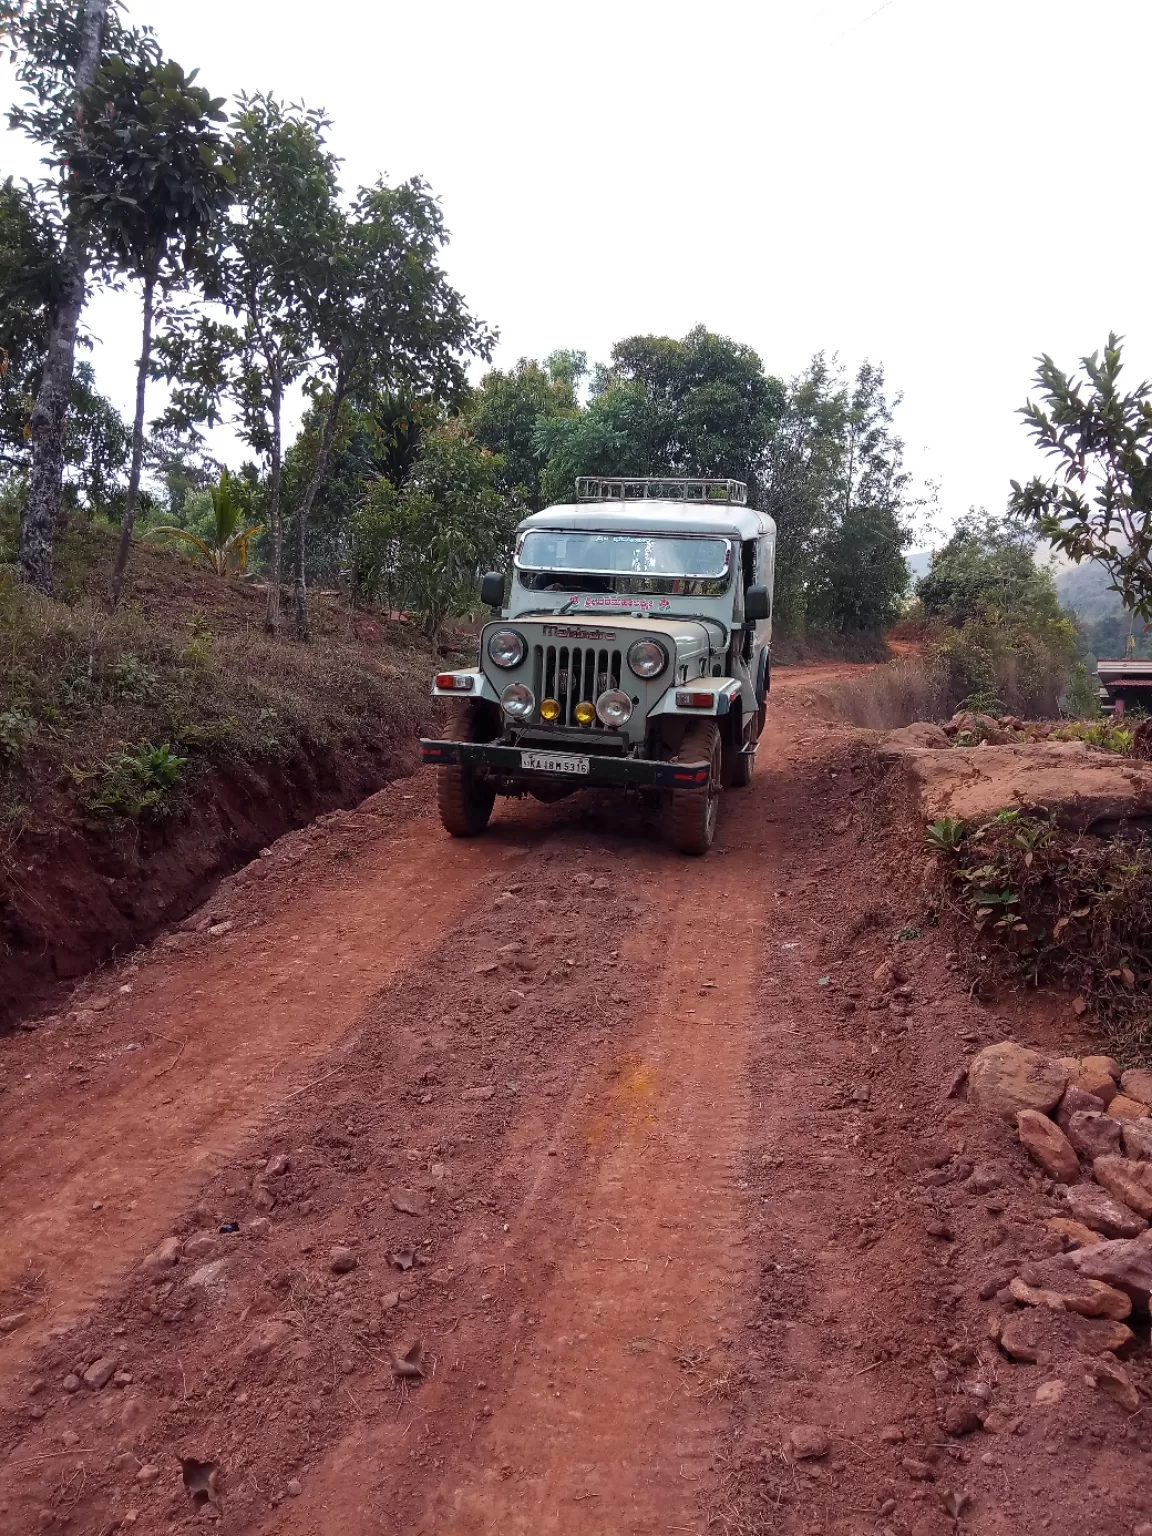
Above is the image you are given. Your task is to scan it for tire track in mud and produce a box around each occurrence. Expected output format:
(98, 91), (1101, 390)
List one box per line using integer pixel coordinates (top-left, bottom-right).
(0, 782), (552, 1388)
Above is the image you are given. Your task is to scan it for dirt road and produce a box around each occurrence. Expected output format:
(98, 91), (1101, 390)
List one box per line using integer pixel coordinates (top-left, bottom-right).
(1, 666), (1149, 1536)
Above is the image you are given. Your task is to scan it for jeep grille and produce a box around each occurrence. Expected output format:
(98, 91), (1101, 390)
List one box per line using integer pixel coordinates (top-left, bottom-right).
(533, 644), (623, 727)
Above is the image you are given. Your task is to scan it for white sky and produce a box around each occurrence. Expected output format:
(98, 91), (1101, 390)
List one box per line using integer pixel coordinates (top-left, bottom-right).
(3, 0), (1150, 539)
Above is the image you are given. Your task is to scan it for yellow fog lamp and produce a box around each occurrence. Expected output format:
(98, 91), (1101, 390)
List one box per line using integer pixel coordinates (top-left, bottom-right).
(574, 700), (596, 727)
(540, 697), (561, 722)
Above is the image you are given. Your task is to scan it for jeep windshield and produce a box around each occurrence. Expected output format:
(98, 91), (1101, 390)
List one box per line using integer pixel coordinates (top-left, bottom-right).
(515, 530), (732, 597)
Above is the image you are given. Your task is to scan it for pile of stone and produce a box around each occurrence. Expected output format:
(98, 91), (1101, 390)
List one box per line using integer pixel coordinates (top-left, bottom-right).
(969, 1041), (1152, 1405)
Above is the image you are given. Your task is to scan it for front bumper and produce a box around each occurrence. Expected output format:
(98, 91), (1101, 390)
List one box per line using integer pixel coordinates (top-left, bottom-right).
(419, 739), (710, 790)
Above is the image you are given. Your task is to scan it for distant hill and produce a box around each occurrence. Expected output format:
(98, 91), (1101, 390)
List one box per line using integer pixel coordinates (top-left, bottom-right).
(1056, 560), (1151, 659)
(905, 550), (933, 582)
(1056, 560), (1123, 623)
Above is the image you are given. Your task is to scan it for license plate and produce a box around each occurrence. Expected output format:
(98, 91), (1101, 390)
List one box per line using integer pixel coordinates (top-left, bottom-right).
(520, 750), (590, 776)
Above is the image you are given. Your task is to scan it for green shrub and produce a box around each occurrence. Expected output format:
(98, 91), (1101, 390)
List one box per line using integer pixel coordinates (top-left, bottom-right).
(0, 708), (36, 765)
(91, 742), (188, 818)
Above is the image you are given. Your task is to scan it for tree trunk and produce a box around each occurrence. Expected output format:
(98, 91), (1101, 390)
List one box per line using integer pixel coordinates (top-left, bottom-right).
(110, 266), (157, 607)
(293, 376), (346, 642)
(263, 362), (284, 635)
(17, 0), (109, 594)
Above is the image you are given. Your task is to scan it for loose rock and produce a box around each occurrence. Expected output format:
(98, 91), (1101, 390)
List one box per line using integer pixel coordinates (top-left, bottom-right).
(1086, 1355), (1140, 1413)
(1064, 1182), (1148, 1238)
(1072, 1317), (1134, 1354)
(1094, 1155), (1152, 1220)
(968, 1043), (1067, 1120)
(1107, 1094), (1150, 1121)
(1070, 1237), (1152, 1304)
(241, 1320), (291, 1359)
(461, 1086), (496, 1102)
(0, 1311), (29, 1334)
(390, 1187), (429, 1217)
(1057, 1084), (1106, 1127)
(943, 1403), (982, 1436)
(330, 1246), (358, 1274)
(1121, 1120), (1152, 1161)
(1065, 1110), (1122, 1162)
(1068, 1059), (1120, 1106)
(788, 1424), (829, 1460)
(1034, 1380), (1066, 1405)
(83, 1357), (117, 1390)
(141, 1236), (182, 1278)
(1046, 1215), (1104, 1249)
(1016, 1109), (1079, 1182)
(1120, 1068), (1152, 1106)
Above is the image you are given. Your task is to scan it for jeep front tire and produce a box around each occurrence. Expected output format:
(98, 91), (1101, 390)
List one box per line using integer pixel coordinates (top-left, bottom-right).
(664, 720), (722, 855)
(437, 700), (497, 837)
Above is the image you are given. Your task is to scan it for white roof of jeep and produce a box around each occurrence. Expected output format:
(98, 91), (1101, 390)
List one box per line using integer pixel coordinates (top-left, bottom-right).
(517, 502), (775, 542)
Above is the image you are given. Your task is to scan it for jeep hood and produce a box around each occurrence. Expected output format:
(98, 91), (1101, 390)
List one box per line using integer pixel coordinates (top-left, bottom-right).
(507, 613), (728, 658)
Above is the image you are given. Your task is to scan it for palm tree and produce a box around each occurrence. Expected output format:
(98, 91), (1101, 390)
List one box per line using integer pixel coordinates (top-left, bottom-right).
(148, 471), (263, 576)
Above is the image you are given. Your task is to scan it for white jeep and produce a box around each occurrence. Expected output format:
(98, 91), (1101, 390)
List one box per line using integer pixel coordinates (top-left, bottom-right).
(420, 476), (776, 854)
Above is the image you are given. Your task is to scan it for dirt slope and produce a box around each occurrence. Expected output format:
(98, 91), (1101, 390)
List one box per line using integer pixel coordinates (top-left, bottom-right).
(0, 666), (1148, 1536)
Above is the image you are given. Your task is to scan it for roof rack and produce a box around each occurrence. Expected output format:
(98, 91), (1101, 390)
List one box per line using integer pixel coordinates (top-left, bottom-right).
(575, 476), (748, 506)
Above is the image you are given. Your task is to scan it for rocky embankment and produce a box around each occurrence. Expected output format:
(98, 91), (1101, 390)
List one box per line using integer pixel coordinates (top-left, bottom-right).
(967, 1041), (1152, 1428)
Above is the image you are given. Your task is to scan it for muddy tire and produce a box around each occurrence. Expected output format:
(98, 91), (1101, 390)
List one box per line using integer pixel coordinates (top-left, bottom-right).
(664, 720), (722, 855)
(723, 710), (756, 789)
(728, 740), (755, 787)
(437, 701), (497, 837)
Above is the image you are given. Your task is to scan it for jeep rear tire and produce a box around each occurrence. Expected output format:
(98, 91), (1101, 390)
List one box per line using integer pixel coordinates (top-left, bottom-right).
(437, 701), (497, 837)
(664, 720), (721, 855)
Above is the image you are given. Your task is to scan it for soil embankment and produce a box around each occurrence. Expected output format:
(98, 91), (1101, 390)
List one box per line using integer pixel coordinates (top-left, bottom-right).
(0, 535), (434, 1027)
(0, 663), (1149, 1536)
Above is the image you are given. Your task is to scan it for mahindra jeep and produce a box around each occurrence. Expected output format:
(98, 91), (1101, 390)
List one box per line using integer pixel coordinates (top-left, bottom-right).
(420, 476), (776, 854)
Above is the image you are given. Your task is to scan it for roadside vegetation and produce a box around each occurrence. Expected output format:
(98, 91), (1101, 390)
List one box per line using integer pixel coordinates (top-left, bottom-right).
(0, 518), (429, 834)
(927, 808), (1152, 1058)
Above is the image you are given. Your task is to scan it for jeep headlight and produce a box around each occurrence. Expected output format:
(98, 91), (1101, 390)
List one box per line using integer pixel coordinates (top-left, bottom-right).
(488, 629), (527, 669)
(500, 682), (535, 720)
(627, 639), (668, 679)
(596, 689), (633, 727)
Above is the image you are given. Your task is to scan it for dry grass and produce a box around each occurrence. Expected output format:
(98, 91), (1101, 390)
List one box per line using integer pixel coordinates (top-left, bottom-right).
(807, 655), (949, 729)
(933, 809), (1152, 1059)
(0, 527), (432, 821)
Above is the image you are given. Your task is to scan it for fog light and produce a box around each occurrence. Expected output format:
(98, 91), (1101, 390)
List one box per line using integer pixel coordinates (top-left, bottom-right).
(540, 697), (561, 721)
(596, 689), (633, 727)
(500, 682), (535, 719)
(574, 700), (596, 727)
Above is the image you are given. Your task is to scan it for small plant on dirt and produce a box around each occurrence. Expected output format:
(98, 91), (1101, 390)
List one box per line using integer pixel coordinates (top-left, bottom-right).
(0, 708), (36, 765)
(958, 687), (1005, 719)
(925, 817), (967, 852)
(91, 741), (188, 818)
(109, 653), (160, 702)
(931, 808), (1152, 1053)
(1052, 719), (1135, 755)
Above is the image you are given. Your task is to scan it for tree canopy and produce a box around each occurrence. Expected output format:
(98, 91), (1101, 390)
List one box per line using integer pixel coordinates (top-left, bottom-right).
(1010, 334), (1152, 622)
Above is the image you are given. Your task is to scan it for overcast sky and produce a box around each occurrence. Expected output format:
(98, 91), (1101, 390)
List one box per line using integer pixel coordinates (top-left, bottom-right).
(3, 0), (1150, 541)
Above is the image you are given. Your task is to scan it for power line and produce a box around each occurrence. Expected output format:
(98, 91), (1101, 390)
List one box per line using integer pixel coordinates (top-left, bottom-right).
(830, 0), (900, 44)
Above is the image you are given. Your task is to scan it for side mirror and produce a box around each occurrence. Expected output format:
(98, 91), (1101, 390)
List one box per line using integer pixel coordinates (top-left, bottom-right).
(480, 571), (504, 609)
(744, 584), (770, 623)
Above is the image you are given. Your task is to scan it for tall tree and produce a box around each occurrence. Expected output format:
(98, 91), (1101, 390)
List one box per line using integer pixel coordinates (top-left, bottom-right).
(1010, 334), (1152, 621)
(760, 355), (910, 634)
(157, 96), (340, 634)
(289, 177), (495, 640)
(533, 327), (783, 505)
(467, 353), (581, 509)
(72, 52), (235, 604)
(0, 176), (63, 469)
(3, 0), (113, 591)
